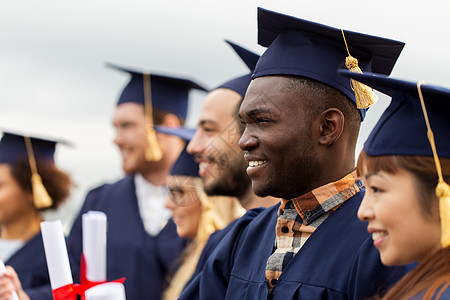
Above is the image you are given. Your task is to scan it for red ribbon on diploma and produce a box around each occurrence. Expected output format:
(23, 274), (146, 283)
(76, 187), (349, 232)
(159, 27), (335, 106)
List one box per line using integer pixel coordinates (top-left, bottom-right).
(73, 254), (125, 299)
(52, 283), (77, 300)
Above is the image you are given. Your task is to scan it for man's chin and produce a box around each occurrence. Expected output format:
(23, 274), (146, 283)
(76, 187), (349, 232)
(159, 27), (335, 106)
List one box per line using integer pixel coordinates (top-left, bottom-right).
(122, 162), (138, 174)
(200, 170), (218, 185)
(251, 181), (272, 198)
(202, 178), (218, 195)
(203, 176), (230, 196)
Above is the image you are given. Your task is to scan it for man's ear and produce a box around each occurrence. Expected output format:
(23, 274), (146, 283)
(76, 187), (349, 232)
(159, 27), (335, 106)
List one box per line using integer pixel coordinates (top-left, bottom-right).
(318, 108), (344, 146)
(160, 113), (181, 127)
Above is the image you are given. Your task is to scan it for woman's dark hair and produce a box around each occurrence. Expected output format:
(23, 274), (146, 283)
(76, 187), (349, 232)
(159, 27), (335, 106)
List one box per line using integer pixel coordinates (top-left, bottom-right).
(11, 158), (72, 211)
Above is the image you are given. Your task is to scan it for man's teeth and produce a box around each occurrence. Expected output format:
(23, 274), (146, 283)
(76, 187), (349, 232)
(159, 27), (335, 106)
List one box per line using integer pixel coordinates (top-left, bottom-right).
(248, 160), (267, 167)
(372, 231), (387, 240)
(199, 162), (209, 170)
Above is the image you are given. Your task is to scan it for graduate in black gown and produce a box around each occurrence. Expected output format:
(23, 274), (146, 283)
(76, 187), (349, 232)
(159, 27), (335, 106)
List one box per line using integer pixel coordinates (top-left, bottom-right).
(0, 132), (72, 300)
(67, 64), (207, 300)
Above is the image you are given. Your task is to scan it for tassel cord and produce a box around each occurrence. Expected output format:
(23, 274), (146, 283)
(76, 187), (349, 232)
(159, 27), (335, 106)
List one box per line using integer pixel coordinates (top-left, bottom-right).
(417, 81), (450, 248)
(417, 82), (445, 184)
(24, 136), (39, 177)
(143, 73), (154, 126)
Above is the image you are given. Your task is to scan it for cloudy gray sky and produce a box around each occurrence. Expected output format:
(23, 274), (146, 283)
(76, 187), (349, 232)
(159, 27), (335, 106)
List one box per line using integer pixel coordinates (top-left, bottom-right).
(1, 0), (449, 231)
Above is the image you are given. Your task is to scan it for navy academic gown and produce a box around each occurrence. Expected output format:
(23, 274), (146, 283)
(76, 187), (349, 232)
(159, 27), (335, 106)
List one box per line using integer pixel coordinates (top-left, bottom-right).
(6, 233), (52, 299)
(186, 208), (265, 288)
(68, 175), (185, 300)
(180, 191), (410, 300)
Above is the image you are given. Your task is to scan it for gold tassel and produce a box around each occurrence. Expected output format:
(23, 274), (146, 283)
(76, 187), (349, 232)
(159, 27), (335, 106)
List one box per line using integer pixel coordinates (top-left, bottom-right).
(143, 72), (163, 162)
(341, 29), (378, 109)
(436, 180), (450, 247)
(24, 136), (53, 209)
(417, 82), (450, 248)
(145, 125), (163, 161)
(31, 173), (53, 209)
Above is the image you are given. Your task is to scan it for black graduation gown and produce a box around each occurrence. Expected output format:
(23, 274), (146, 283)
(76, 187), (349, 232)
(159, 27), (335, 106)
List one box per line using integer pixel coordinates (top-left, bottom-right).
(180, 191), (411, 300)
(6, 233), (52, 299)
(67, 175), (185, 300)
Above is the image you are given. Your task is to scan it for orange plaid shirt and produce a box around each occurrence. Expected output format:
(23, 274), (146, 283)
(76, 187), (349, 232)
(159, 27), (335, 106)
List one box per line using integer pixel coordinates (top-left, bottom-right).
(265, 171), (363, 291)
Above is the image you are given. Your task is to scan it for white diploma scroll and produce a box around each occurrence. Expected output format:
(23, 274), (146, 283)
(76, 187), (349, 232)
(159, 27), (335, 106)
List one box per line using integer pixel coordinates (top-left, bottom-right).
(0, 258), (19, 300)
(82, 211), (107, 282)
(85, 282), (126, 300)
(40, 220), (73, 290)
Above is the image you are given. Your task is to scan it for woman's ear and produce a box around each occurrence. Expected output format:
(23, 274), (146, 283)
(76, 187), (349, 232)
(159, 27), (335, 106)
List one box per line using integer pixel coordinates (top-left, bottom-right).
(318, 108), (344, 146)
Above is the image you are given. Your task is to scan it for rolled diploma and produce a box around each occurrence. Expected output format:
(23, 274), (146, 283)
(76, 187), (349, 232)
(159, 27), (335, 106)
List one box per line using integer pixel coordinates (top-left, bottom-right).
(82, 211), (107, 282)
(85, 282), (126, 300)
(40, 220), (73, 290)
(0, 258), (19, 300)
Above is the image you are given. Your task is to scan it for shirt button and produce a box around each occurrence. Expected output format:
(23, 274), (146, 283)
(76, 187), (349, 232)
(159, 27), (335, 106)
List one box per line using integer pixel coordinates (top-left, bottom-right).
(271, 278), (278, 286)
(281, 226), (289, 233)
(305, 210), (312, 218)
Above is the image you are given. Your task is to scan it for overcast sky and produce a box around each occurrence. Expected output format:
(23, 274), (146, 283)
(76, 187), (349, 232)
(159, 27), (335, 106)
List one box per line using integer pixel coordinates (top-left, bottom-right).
(1, 0), (449, 231)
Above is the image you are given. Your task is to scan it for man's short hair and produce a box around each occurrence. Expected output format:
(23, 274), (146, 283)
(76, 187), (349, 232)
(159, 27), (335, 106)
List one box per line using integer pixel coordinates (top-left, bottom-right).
(283, 75), (361, 144)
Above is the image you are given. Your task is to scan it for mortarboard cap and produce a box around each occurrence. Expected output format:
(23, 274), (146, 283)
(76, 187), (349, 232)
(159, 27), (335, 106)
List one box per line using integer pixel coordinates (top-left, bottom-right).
(216, 40), (260, 98)
(0, 131), (68, 209)
(154, 126), (199, 177)
(338, 70), (450, 158)
(253, 7), (405, 120)
(0, 131), (63, 164)
(339, 69), (450, 248)
(106, 63), (208, 120)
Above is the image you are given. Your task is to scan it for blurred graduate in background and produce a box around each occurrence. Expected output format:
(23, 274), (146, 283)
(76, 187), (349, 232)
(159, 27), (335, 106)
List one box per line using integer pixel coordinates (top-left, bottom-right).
(154, 126), (244, 300)
(67, 64), (208, 300)
(0, 132), (72, 300)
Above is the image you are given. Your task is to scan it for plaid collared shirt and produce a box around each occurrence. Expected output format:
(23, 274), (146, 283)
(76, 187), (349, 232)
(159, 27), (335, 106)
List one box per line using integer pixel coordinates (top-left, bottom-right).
(265, 171), (363, 291)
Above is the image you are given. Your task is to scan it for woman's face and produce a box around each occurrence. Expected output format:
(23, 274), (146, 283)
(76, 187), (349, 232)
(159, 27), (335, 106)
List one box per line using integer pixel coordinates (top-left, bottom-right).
(357, 166), (441, 266)
(0, 164), (34, 225)
(165, 176), (202, 239)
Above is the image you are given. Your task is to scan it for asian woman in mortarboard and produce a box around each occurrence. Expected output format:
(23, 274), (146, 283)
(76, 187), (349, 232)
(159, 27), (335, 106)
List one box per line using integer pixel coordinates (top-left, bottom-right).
(339, 70), (450, 299)
(153, 127), (244, 300)
(0, 132), (72, 300)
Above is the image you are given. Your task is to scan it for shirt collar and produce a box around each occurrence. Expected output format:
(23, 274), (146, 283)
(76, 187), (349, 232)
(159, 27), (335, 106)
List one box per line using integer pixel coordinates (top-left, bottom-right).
(279, 171), (362, 225)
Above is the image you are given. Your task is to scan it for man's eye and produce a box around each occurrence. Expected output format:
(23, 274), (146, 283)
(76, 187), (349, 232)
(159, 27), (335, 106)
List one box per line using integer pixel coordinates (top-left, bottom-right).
(204, 127), (216, 133)
(257, 118), (271, 124)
